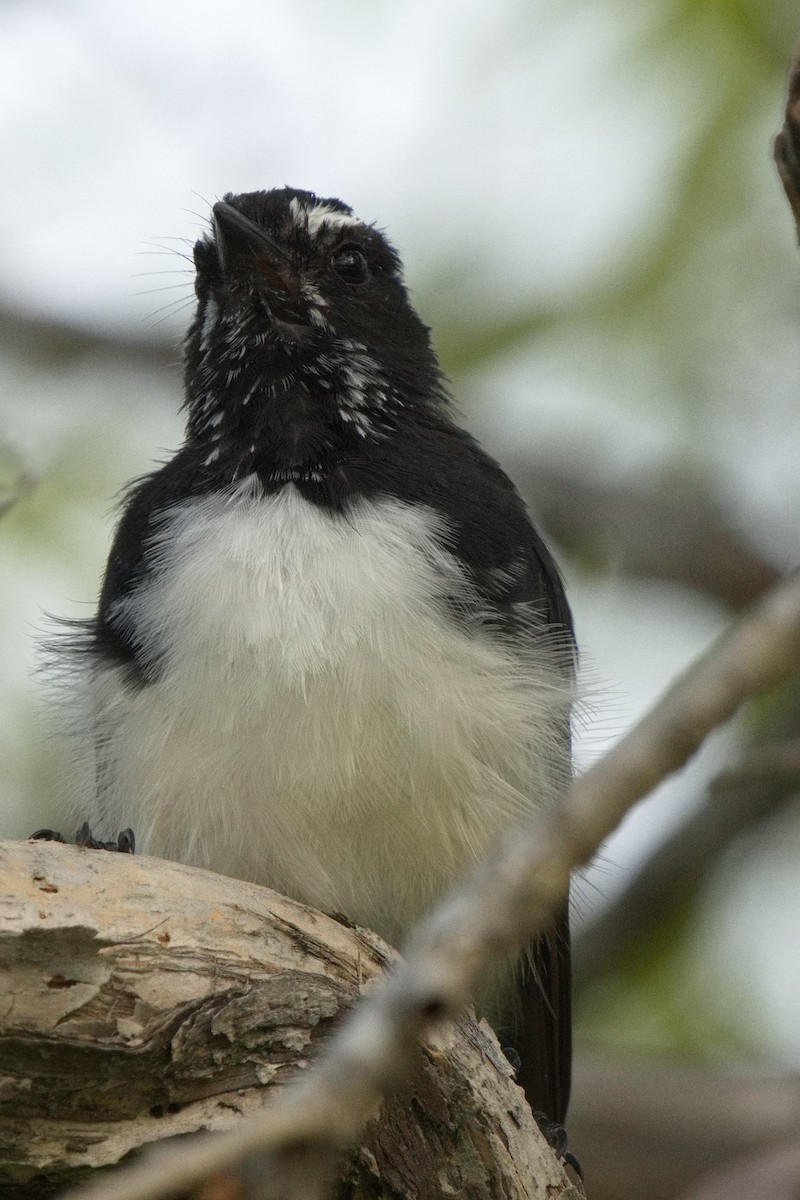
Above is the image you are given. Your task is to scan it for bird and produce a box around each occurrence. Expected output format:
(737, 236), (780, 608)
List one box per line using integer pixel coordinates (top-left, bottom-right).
(50, 187), (576, 1126)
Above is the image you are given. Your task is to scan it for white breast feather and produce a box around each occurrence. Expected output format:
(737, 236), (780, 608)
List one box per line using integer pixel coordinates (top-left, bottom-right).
(66, 481), (572, 950)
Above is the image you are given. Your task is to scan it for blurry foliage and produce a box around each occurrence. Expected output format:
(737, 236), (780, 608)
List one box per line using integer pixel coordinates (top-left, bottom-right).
(435, 0), (797, 426)
(2, 432), (116, 569)
(576, 897), (756, 1063)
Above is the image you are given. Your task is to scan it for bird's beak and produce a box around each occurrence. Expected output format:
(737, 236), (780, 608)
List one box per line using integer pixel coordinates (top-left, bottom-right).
(212, 201), (292, 281)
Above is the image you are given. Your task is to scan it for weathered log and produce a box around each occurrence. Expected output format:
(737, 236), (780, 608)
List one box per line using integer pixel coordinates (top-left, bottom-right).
(0, 840), (574, 1199)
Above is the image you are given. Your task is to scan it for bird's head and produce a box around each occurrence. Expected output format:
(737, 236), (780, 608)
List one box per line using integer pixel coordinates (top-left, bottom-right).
(184, 188), (447, 452)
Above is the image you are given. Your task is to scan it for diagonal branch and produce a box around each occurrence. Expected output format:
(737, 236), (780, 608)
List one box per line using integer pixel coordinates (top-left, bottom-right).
(61, 569), (800, 1200)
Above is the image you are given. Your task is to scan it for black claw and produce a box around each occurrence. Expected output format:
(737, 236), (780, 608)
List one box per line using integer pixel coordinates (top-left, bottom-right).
(74, 821), (137, 852)
(29, 829), (67, 843)
(502, 1045), (522, 1074)
(75, 820), (97, 848)
(29, 823), (136, 854)
(563, 1150), (584, 1182)
(117, 828), (135, 854)
(534, 1113), (567, 1158)
(533, 1111), (582, 1180)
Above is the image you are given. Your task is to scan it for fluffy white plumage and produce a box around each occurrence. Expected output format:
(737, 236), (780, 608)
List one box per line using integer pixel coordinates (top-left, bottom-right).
(69, 479), (572, 951)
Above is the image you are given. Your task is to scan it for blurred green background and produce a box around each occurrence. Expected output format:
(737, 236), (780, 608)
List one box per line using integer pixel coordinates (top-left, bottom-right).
(1, 2), (799, 1196)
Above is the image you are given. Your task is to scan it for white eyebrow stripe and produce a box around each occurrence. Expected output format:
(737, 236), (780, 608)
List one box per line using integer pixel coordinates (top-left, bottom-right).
(289, 197), (362, 237)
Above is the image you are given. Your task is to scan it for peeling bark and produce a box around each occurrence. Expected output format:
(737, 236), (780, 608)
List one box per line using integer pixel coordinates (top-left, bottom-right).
(0, 841), (575, 1200)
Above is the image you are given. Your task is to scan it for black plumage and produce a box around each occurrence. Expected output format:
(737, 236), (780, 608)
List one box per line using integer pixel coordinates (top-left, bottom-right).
(78, 187), (576, 1124)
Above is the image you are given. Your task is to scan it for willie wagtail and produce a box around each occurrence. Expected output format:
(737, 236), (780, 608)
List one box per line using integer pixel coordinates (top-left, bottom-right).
(47, 188), (576, 1125)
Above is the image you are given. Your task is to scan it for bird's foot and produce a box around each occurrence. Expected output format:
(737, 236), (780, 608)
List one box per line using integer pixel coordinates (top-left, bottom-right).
(30, 822), (135, 854)
(29, 828), (67, 844)
(501, 1044), (522, 1073)
(533, 1112), (583, 1182)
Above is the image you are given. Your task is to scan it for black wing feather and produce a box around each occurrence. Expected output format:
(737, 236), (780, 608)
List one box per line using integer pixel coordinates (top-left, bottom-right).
(516, 896), (572, 1124)
(375, 422), (575, 1120)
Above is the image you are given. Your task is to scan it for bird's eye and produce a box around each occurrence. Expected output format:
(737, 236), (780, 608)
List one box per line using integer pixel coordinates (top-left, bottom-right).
(331, 245), (369, 284)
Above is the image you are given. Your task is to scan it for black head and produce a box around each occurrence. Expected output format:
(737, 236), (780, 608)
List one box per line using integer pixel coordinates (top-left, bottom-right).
(183, 188), (448, 481)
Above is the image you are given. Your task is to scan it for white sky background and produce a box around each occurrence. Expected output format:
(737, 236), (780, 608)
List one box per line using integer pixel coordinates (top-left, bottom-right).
(1, 0), (799, 1061)
(0, 0), (682, 323)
